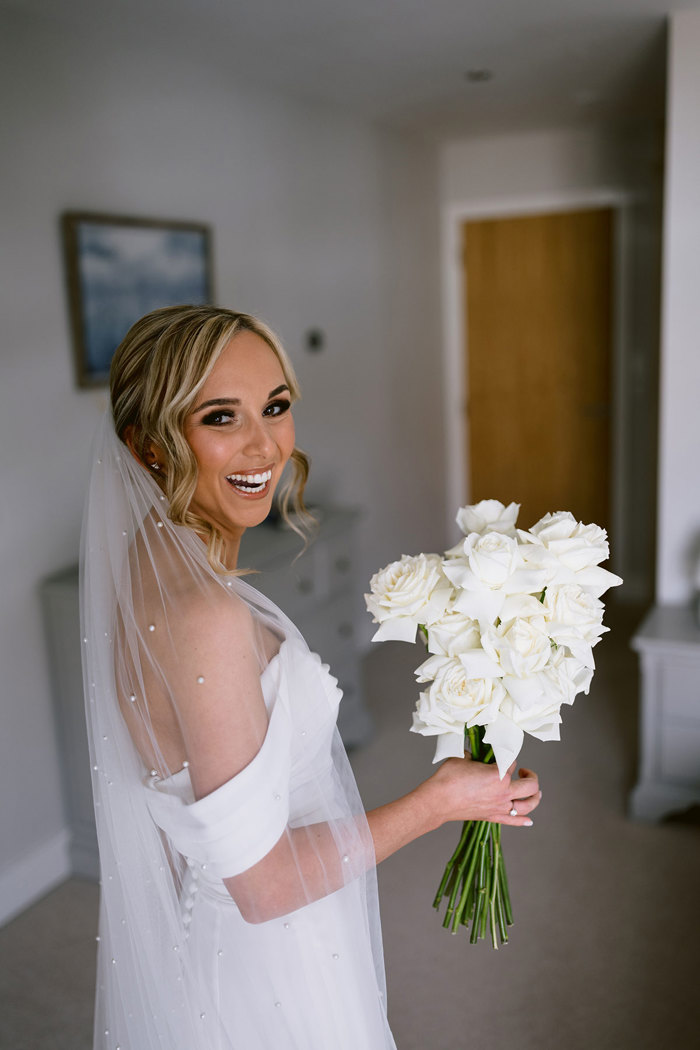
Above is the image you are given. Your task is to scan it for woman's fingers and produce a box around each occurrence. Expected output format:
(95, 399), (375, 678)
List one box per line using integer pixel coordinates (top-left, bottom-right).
(492, 765), (542, 826)
(496, 787), (543, 826)
(430, 754), (542, 827)
(510, 790), (542, 814)
(510, 767), (540, 801)
(517, 766), (537, 781)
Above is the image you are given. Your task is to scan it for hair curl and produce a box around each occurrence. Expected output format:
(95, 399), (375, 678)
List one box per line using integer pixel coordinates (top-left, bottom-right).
(110, 305), (314, 572)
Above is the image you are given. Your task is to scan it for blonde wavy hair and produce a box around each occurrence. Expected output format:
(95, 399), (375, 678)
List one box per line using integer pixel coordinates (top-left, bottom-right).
(110, 304), (313, 572)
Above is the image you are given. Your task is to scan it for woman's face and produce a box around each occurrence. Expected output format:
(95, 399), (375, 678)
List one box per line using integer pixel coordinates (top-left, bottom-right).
(183, 330), (296, 563)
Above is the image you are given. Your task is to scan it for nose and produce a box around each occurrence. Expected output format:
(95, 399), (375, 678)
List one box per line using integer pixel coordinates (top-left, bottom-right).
(241, 416), (275, 459)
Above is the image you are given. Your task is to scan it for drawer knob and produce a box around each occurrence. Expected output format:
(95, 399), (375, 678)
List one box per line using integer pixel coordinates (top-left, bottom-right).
(297, 578), (314, 594)
(335, 556), (351, 573)
(338, 622), (354, 638)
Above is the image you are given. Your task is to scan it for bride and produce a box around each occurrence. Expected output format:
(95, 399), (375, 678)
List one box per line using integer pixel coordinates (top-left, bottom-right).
(81, 305), (541, 1049)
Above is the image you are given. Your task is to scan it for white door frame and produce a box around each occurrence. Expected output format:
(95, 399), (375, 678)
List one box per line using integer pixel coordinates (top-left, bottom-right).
(440, 188), (633, 580)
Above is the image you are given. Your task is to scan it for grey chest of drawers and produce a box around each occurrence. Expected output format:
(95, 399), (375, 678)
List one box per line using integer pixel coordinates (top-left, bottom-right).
(41, 505), (371, 879)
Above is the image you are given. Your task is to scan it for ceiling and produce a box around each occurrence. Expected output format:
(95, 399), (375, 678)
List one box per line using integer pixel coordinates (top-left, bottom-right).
(3, 0), (695, 136)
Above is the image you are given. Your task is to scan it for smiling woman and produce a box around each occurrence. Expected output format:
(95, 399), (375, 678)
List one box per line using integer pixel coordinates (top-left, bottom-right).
(178, 332), (297, 564)
(110, 307), (311, 573)
(81, 304), (540, 1049)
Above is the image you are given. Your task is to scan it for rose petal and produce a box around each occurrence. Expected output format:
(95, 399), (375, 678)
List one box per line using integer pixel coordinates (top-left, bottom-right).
(502, 673), (547, 710)
(483, 715), (524, 778)
(371, 618), (419, 643)
(433, 732), (466, 763)
(452, 588), (506, 628)
(458, 649), (504, 679)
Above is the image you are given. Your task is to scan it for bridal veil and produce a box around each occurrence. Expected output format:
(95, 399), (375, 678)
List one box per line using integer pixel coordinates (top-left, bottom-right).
(80, 414), (393, 1048)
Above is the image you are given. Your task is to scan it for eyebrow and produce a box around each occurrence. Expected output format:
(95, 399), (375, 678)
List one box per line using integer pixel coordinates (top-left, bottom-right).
(193, 384), (290, 413)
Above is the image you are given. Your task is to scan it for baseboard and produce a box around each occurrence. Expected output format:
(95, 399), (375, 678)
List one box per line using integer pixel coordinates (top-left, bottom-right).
(0, 828), (72, 928)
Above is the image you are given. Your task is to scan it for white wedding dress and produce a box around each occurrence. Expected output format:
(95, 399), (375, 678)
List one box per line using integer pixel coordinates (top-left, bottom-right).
(143, 637), (396, 1049)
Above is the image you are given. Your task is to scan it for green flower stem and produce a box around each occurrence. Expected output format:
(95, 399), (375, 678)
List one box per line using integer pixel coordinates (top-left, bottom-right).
(443, 820), (486, 931)
(460, 879), (476, 927)
(495, 873), (508, 944)
(451, 822), (489, 931)
(469, 837), (490, 943)
(432, 725), (515, 945)
(433, 820), (472, 908)
(489, 835), (501, 950)
(496, 834), (514, 927)
(434, 818), (474, 911)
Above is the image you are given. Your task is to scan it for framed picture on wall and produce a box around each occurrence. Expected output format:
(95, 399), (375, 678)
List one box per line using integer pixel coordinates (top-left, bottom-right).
(62, 212), (214, 387)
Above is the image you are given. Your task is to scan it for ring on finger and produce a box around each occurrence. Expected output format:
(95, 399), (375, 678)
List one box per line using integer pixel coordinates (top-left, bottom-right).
(509, 805), (518, 817)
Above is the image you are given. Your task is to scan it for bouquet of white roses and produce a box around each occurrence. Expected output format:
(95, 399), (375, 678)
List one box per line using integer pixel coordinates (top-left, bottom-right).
(365, 500), (622, 947)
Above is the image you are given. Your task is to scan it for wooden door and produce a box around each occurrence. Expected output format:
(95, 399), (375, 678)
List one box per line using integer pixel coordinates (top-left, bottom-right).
(463, 209), (613, 531)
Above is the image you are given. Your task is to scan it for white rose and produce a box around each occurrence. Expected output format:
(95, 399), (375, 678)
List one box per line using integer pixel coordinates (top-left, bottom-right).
(542, 584), (607, 668)
(540, 647), (593, 705)
(518, 513), (623, 597)
(444, 533), (549, 629)
(499, 592), (549, 627)
(451, 531), (522, 587)
(466, 531), (523, 587)
(426, 607), (481, 657)
(411, 658), (507, 762)
(365, 553), (453, 643)
(423, 658), (505, 726)
(527, 511), (609, 569)
(455, 500), (520, 537)
(482, 617), (551, 679)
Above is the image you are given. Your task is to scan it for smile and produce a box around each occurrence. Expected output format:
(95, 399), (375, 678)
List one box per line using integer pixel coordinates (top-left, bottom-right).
(226, 469), (273, 495)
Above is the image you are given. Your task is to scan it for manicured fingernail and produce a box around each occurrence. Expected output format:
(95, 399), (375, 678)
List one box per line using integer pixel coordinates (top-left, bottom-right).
(524, 819), (533, 827)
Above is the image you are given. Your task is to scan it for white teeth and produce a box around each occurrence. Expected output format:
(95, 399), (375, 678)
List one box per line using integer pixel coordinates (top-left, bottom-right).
(227, 470), (272, 483)
(226, 469), (272, 493)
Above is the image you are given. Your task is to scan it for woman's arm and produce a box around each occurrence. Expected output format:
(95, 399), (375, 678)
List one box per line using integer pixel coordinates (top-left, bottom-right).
(224, 756), (540, 923)
(171, 596), (540, 923)
(366, 754), (540, 865)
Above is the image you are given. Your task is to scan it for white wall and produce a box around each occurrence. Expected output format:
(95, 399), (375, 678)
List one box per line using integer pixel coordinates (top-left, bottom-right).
(439, 125), (663, 598)
(656, 10), (700, 603)
(441, 127), (627, 204)
(0, 8), (443, 920)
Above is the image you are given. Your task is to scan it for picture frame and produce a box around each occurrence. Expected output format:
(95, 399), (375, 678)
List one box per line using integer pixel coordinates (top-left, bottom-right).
(62, 211), (214, 387)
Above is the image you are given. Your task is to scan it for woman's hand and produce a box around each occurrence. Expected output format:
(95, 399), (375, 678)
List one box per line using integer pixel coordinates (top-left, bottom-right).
(421, 753), (542, 829)
(367, 754), (542, 865)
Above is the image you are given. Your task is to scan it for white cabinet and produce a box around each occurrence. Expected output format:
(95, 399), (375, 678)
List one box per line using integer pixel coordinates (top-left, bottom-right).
(42, 506), (371, 879)
(630, 605), (700, 820)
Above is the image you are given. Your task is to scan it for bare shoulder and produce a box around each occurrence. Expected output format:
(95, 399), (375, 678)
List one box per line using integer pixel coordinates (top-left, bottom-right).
(166, 580), (271, 796)
(170, 579), (256, 654)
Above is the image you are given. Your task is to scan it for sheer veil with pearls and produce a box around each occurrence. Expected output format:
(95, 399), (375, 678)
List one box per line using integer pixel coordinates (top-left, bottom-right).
(81, 414), (395, 1049)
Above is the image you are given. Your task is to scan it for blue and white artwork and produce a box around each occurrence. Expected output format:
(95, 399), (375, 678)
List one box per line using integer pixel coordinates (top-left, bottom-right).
(75, 221), (211, 378)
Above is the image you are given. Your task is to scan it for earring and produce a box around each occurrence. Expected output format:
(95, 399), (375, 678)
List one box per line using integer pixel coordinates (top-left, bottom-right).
(150, 462), (160, 471)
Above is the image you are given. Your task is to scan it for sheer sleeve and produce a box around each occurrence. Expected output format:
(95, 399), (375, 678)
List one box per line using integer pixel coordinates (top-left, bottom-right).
(145, 697), (292, 878)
